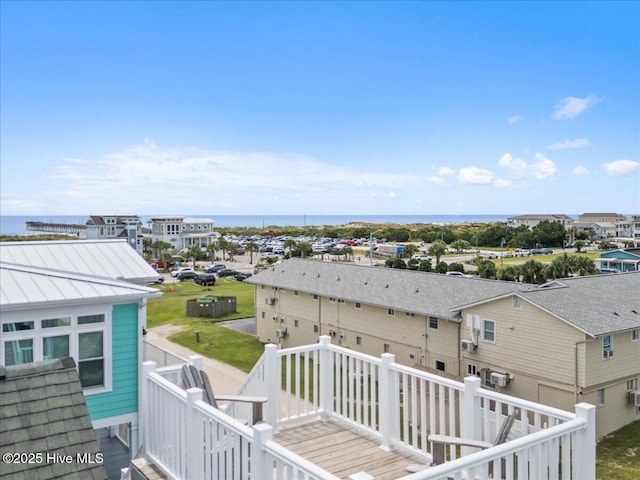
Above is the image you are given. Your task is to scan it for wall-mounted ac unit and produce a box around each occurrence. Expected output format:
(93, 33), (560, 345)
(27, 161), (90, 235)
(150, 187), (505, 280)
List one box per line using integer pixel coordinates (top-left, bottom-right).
(265, 297), (276, 305)
(490, 372), (510, 387)
(339, 333), (346, 342)
(461, 339), (477, 352)
(328, 330), (336, 337)
(628, 390), (640, 407)
(272, 315), (279, 321)
(276, 328), (288, 338)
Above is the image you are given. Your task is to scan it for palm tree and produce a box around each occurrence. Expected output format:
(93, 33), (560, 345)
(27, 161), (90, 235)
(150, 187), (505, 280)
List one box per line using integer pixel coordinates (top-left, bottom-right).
(206, 241), (219, 262)
(188, 245), (201, 268)
(403, 244), (419, 258)
(284, 239), (297, 257)
(428, 240), (447, 264)
(218, 238), (229, 261)
(245, 242), (259, 264)
(226, 243), (238, 262)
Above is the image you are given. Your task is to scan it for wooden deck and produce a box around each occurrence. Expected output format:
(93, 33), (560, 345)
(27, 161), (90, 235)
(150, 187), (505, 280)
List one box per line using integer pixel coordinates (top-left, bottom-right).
(274, 420), (428, 480)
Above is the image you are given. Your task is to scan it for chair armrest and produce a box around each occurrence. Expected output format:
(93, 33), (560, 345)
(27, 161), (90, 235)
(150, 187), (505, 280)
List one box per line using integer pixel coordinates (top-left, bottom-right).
(216, 395), (268, 424)
(428, 434), (492, 465)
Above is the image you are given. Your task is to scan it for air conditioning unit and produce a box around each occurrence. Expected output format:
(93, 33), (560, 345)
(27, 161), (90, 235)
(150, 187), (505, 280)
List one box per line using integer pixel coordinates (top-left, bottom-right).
(628, 390), (640, 407)
(490, 372), (510, 387)
(339, 333), (346, 342)
(461, 340), (477, 352)
(275, 328), (287, 338)
(328, 330), (336, 337)
(272, 315), (278, 321)
(265, 297), (276, 305)
(603, 350), (614, 358)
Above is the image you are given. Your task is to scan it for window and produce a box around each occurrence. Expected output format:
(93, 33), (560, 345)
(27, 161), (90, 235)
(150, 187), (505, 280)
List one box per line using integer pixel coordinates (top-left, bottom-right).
(632, 329), (639, 341)
(387, 309), (395, 316)
(261, 312), (265, 319)
(78, 332), (104, 388)
(405, 312), (414, 317)
(513, 297), (522, 309)
(409, 354), (416, 360)
(356, 336), (362, 345)
(313, 325), (319, 333)
(484, 370), (495, 387)
(294, 291), (299, 296)
(596, 388), (605, 406)
(627, 379), (638, 391)
(429, 317), (439, 329)
(329, 297), (336, 303)
(294, 320), (299, 328)
(355, 303), (362, 309)
(1, 309), (110, 393)
(313, 295), (318, 300)
(467, 364), (478, 376)
(602, 335), (614, 358)
(482, 319), (496, 343)
(338, 299), (345, 304)
(383, 344), (390, 353)
(435, 360), (446, 372)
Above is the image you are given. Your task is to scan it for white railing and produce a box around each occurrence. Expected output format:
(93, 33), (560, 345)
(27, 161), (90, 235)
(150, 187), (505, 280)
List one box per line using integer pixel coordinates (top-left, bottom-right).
(141, 336), (595, 479)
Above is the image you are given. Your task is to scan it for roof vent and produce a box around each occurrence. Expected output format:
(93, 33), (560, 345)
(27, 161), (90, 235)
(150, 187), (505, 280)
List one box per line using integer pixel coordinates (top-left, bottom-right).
(364, 281), (368, 285)
(385, 284), (389, 288)
(632, 310), (638, 314)
(337, 276), (340, 281)
(317, 274), (320, 278)
(415, 289), (419, 293)
(613, 311), (619, 316)
(302, 272), (305, 276)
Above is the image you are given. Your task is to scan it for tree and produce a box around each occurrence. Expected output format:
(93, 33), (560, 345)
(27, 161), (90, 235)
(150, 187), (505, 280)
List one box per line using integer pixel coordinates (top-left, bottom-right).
(206, 241), (219, 262)
(226, 243), (238, 262)
(294, 241), (313, 258)
(218, 238), (229, 261)
(448, 262), (465, 273)
(428, 240), (447, 264)
(284, 239), (297, 256)
(151, 240), (173, 260)
(403, 244), (419, 258)
(498, 265), (520, 281)
(418, 260), (433, 272)
(245, 242), (259, 264)
(548, 253), (573, 279)
(392, 258), (407, 269)
(450, 239), (471, 253)
(532, 220), (567, 248)
(572, 255), (597, 276)
(188, 245), (201, 268)
(142, 237), (153, 255)
(434, 261), (449, 274)
(520, 259), (547, 284)
(407, 258), (419, 270)
(574, 240), (585, 253)
(477, 259), (497, 279)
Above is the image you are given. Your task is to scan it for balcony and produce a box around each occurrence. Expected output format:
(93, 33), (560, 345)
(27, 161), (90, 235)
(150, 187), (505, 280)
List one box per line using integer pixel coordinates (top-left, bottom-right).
(138, 336), (595, 479)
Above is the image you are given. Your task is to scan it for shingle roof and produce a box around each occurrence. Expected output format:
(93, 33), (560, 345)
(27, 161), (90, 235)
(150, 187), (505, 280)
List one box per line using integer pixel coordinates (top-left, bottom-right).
(247, 258), (536, 320)
(0, 358), (109, 480)
(0, 239), (159, 285)
(516, 273), (640, 336)
(0, 262), (162, 310)
(248, 259), (640, 336)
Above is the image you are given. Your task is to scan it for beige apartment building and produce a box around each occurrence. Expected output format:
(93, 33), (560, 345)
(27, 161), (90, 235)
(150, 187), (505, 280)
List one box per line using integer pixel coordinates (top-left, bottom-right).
(248, 259), (640, 439)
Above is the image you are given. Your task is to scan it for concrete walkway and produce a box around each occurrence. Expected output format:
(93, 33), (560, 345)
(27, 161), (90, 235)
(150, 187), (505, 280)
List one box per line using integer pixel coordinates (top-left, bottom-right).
(145, 324), (248, 395)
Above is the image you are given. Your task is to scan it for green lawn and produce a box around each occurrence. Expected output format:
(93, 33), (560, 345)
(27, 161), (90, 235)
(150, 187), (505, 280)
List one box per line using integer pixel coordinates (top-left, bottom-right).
(597, 420), (640, 480)
(146, 279), (264, 372)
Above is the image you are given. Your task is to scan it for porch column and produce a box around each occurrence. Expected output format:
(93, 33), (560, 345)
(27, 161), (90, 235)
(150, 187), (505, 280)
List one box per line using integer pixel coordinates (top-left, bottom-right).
(379, 352), (397, 452)
(460, 376), (482, 456)
(264, 344), (280, 429)
(318, 336), (332, 421)
(140, 361), (157, 455)
(185, 388), (204, 480)
(252, 423), (274, 479)
(573, 403), (596, 480)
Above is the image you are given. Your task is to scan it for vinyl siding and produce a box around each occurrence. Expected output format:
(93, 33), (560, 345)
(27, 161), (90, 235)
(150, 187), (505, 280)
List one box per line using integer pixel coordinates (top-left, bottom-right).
(85, 303), (138, 420)
(583, 331), (640, 386)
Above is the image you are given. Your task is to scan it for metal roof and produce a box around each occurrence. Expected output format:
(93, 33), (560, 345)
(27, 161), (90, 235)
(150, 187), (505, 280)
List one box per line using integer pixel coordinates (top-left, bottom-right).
(0, 262), (162, 311)
(0, 239), (159, 285)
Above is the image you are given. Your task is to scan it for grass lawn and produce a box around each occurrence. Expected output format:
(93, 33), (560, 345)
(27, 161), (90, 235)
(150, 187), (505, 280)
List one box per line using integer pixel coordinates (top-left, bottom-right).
(146, 279), (264, 372)
(597, 420), (640, 479)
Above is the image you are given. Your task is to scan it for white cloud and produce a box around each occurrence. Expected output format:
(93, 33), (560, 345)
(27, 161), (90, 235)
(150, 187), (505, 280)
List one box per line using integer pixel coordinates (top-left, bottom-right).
(552, 95), (600, 120)
(458, 167), (493, 185)
(573, 166), (589, 176)
(507, 115), (522, 125)
(426, 176), (445, 185)
(546, 138), (591, 150)
(601, 159), (640, 175)
(494, 178), (512, 188)
(438, 166), (456, 176)
(498, 152), (557, 180)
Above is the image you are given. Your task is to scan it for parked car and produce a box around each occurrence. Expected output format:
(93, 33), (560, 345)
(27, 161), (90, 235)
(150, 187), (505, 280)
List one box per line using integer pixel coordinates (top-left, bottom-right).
(445, 271), (470, 277)
(171, 267), (194, 277)
(150, 276), (165, 284)
(204, 264), (226, 273)
(234, 272), (253, 281)
(195, 273), (217, 286)
(177, 270), (198, 281)
(217, 269), (240, 278)
(599, 267), (622, 274)
(412, 254), (432, 262)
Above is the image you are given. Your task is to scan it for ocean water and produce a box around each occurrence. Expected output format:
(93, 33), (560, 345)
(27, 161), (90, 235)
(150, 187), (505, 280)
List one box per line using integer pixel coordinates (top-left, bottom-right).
(0, 214), (511, 236)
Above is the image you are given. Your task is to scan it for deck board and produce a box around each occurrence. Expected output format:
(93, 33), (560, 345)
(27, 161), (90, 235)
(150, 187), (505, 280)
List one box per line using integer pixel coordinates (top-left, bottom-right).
(274, 420), (428, 480)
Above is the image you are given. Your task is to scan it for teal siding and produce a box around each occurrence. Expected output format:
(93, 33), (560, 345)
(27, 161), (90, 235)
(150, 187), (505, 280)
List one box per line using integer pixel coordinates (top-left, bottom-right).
(86, 303), (139, 421)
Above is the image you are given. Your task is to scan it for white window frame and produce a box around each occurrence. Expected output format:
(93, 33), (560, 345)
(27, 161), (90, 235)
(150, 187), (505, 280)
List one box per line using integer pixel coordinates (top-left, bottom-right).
(467, 363), (478, 376)
(387, 309), (395, 316)
(1, 305), (113, 396)
(355, 302), (362, 309)
(513, 296), (522, 309)
(602, 335), (614, 359)
(627, 378), (638, 391)
(632, 329), (639, 341)
(429, 317), (439, 330)
(596, 388), (605, 406)
(482, 319), (496, 343)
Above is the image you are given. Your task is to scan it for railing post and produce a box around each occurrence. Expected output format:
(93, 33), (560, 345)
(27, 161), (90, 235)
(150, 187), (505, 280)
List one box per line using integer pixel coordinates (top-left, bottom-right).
(185, 388), (204, 480)
(252, 423), (274, 479)
(319, 336), (333, 421)
(140, 361), (157, 456)
(461, 376), (482, 456)
(573, 403), (596, 480)
(189, 355), (203, 370)
(379, 352), (396, 451)
(264, 343), (280, 429)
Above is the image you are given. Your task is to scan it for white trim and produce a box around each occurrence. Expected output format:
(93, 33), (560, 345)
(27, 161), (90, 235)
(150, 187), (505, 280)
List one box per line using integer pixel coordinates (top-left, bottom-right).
(92, 412), (138, 430)
(482, 318), (496, 343)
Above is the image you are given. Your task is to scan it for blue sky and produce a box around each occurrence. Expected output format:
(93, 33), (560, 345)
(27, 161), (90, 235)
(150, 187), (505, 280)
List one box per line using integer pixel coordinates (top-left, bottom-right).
(1, 1), (639, 216)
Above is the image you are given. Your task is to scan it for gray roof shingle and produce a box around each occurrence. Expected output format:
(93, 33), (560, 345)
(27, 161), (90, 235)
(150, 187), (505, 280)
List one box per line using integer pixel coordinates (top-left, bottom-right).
(248, 258), (640, 336)
(0, 358), (108, 480)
